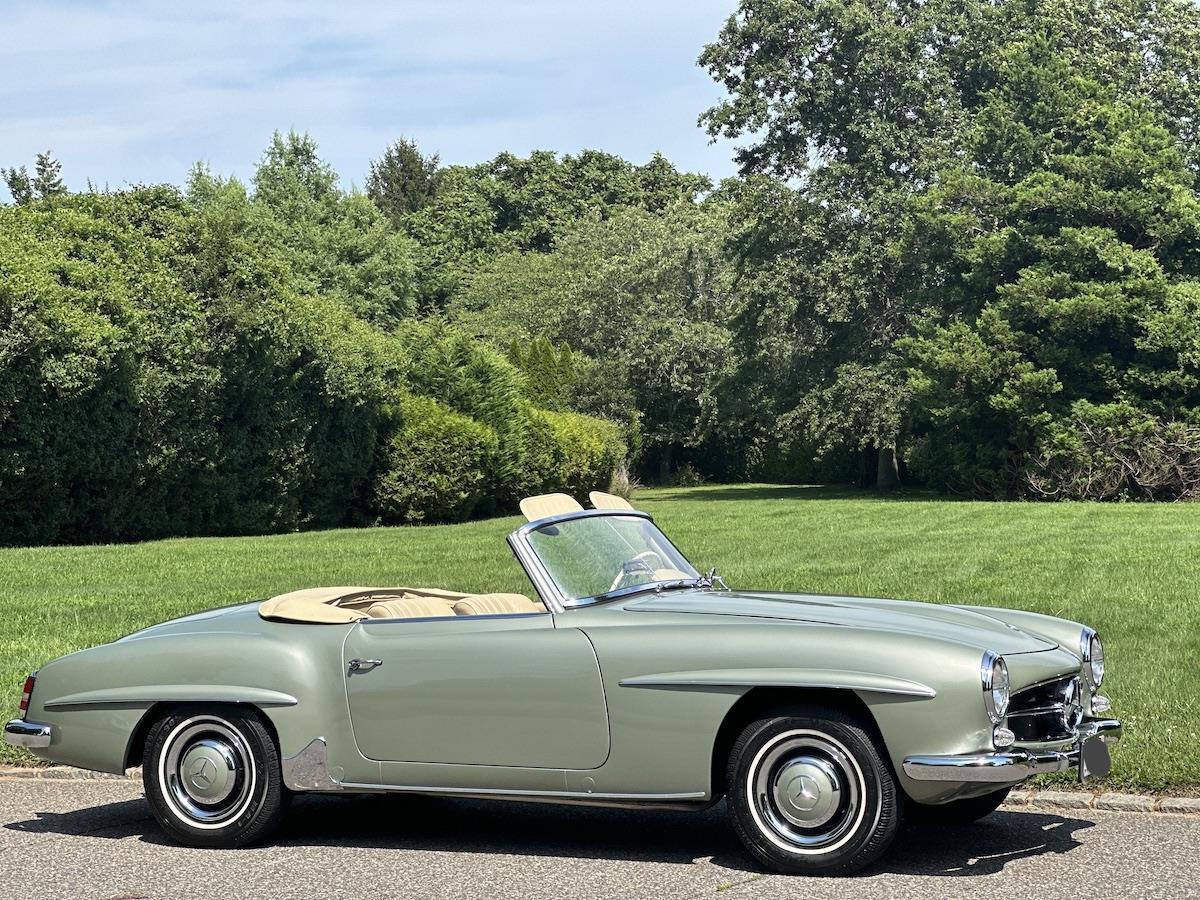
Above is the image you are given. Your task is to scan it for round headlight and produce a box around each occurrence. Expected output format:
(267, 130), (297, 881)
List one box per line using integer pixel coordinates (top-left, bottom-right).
(1080, 628), (1104, 687)
(981, 651), (1010, 723)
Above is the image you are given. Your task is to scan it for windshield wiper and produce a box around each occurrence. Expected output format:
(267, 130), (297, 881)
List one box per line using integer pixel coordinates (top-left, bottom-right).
(588, 578), (702, 605)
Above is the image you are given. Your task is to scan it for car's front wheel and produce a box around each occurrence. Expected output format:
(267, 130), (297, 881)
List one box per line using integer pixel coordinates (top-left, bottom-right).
(143, 706), (288, 848)
(725, 708), (900, 875)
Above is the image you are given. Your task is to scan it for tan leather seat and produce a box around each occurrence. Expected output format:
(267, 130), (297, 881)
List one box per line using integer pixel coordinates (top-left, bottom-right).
(366, 597), (457, 619)
(453, 593), (543, 616)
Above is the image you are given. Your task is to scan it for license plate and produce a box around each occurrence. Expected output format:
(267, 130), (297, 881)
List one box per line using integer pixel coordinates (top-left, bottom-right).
(1079, 735), (1111, 781)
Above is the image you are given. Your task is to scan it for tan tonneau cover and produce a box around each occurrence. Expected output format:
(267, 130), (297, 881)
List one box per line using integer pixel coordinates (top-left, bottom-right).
(259, 585), (470, 624)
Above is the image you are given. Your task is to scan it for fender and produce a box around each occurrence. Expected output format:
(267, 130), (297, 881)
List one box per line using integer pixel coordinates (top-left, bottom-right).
(43, 684), (298, 709)
(618, 667), (936, 698)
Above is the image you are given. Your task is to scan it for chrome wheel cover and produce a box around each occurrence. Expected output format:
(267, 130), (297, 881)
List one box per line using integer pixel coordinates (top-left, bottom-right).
(746, 729), (874, 855)
(158, 716), (259, 829)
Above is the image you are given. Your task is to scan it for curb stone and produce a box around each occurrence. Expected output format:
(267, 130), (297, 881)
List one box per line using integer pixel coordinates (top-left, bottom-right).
(2, 766), (1200, 815)
(1004, 789), (1200, 815)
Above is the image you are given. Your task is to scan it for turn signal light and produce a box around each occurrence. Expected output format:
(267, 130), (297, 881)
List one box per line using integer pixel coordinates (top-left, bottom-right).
(993, 726), (1016, 748)
(1091, 694), (1112, 714)
(18, 674), (35, 716)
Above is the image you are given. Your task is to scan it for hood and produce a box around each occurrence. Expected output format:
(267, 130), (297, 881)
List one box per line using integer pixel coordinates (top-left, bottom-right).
(623, 590), (1058, 655)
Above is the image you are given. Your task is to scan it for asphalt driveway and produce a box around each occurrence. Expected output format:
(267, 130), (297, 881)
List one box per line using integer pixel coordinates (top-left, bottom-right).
(2, 779), (1198, 899)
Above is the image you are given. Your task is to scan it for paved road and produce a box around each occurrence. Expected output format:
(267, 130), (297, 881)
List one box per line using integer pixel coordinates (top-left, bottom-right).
(2, 779), (1198, 899)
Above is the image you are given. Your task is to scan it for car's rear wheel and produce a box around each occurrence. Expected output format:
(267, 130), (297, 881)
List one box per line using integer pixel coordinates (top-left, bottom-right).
(143, 706), (288, 848)
(906, 787), (1011, 826)
(725, 707), (899, 875)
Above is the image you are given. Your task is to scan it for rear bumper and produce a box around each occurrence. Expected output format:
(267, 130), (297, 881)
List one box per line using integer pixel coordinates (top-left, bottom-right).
(3, 719), (52, 749)
(903, 718), (1121, 783)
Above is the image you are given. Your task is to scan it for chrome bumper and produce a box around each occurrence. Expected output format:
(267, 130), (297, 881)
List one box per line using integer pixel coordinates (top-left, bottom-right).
(3, 718), (52, 749)
(903, 718), (1122, 783)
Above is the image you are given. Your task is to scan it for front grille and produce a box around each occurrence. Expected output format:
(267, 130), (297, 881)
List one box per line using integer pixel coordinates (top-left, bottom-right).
(1006, 674), (1083, 743)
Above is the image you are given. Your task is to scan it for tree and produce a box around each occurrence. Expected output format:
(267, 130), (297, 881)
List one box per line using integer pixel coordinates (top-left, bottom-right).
(903, 43), (1200, 496)
(3, 166), (33, 205)
(366, 138), (441, 226)
(32, 151), (67, 199)
(401, 149), (712, 308)
(452, 202), (737, 479)
(4, 151), (68, 205)
(699, 0), (1200, 487)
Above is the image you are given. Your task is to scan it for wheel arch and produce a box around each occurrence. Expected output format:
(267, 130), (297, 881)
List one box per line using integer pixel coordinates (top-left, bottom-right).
(124, 701), (282, 771)
(709, 686), (892, 800)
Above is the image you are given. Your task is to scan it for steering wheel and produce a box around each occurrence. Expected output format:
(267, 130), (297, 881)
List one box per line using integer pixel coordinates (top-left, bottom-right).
(607, 551), (667, 593)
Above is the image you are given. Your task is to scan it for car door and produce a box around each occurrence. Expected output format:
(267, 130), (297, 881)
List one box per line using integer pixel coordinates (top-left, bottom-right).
(342, 612), (610, 769)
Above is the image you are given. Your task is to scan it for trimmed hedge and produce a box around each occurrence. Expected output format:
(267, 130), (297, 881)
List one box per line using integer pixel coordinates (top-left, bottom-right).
(530, 409), (626, 497)
(0, 189), (628, 545)
(371, 396), (499, 524)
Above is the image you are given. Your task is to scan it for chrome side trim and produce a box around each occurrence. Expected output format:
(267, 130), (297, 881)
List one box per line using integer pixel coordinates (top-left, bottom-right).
(4, 719), (52, 749)
(281, 738), (343, 791)
(43, 685), (299, 710)
(902, 718), (1121, 783)
(619, 669), (937, 698)
(336, 780), (707, 807)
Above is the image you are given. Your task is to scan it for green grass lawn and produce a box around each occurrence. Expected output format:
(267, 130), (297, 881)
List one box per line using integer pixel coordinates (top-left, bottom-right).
(1, 484), (1197, 792)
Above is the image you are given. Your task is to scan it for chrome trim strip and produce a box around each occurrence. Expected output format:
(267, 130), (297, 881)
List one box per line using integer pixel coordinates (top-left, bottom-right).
(4, 719), (52, 749)
(336, 781), (707, 804)
(619, 673), (937, 698)
(902, 719), (1121, 783)
(513, 507), (654, 535)
(281, 737), (343, 791)
(43, 693), (299, 710)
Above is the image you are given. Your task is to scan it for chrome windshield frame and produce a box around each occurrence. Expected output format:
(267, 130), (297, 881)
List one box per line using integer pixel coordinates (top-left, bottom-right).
(507, 509), (699, 612)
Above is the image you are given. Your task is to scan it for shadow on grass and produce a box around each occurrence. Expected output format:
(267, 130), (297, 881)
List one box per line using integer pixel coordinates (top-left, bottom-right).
(644, 484), (955, 504)
(6, 794), (1091, 880)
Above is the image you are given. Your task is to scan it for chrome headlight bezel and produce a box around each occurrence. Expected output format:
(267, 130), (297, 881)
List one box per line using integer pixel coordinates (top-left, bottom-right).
(1079, 627), (1104, 688)
(981, 650), (1010, 723)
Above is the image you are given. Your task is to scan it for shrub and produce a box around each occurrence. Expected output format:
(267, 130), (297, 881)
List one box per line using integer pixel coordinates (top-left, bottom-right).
(1026, 405), (1200, 501)
(371, 396), (499, 524)
(533, 409), (626, 497)
(608, 461), (642, 500)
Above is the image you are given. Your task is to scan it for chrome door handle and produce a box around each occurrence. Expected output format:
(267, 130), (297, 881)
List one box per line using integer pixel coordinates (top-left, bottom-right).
(348, 658), (383, 674)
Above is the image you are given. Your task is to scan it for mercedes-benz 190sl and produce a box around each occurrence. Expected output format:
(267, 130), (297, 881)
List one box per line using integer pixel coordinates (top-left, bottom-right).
(5, 491), (1120, 875)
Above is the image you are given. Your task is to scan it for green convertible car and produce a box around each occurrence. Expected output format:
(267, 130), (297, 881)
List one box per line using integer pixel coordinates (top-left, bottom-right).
(5, 491), (1120, 875)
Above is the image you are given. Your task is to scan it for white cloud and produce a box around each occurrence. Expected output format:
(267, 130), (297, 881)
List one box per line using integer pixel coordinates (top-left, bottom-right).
(0, 0), (741, 196)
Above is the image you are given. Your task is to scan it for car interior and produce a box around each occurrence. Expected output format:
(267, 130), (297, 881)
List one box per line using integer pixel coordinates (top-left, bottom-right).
(257, 492), (635, 623)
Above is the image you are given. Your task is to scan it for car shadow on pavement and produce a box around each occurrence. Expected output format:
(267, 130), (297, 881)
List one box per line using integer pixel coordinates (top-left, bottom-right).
(5, 795), (1094, 879)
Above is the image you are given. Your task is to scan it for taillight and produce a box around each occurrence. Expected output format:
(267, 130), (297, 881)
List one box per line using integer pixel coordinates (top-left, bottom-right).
(19, 673), (35, 717)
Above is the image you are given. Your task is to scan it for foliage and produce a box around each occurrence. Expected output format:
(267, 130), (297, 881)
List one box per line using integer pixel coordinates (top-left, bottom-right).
(1026, 407), (1200, 501)
(697, 0), (1200, 490)
(453, 202), (737, 478)
(4, 151), (67, 206)
(607, 461), (643, 501)
(0, 134), (624, 545)
(366, 138), (442, 226)
(508, 336), (576, 411)
(904, 43), (1200, 496)
(402, 149), (712, 307)
(371, 395), (499, 523)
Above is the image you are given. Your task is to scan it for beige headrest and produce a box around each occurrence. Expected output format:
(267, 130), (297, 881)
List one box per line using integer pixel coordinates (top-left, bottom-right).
(588, 491), (634, 510)
(519, 493), (584, 522)
(453, 593), (543, 616)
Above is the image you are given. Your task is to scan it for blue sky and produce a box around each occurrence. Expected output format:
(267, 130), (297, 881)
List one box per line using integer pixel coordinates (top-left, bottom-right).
(1, 1), (742, 198)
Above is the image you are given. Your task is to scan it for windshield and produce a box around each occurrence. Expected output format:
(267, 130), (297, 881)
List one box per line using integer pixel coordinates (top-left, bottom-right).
(525, 514), (700, 605)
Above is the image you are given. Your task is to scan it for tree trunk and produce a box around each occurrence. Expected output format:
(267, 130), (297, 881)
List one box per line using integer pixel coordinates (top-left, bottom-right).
(658, 445), (673, 484)
(876, 445), (900, 491)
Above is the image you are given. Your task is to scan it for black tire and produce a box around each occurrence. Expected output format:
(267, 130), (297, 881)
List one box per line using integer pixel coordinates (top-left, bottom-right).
(905, 787), (1011, 826)
(725, 707), (900, 876)
(142, 706), (288, 848)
